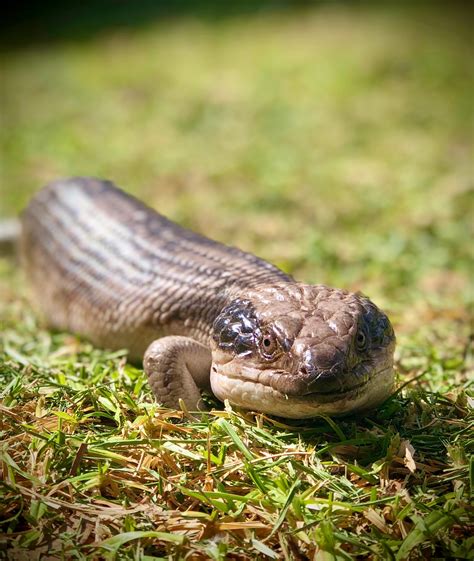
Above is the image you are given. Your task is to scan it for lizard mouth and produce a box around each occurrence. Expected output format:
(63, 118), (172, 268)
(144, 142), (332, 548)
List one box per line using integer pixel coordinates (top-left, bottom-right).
(210, 364), (394, 418)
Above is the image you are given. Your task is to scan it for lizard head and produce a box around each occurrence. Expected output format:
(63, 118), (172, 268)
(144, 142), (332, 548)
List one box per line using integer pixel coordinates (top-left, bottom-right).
(210, 283), (396, 418)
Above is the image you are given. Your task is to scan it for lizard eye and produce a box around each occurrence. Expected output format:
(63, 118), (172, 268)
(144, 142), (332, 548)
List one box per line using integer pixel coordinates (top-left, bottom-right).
(259, 331), (279, 359)
(355, 330), (368, 352)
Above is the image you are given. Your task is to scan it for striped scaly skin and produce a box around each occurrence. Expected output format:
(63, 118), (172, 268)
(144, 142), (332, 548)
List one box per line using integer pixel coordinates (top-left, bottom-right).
(21, 178), (396, 418)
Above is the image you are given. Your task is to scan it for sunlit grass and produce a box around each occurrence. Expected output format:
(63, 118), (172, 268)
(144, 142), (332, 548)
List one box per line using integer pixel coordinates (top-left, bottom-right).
(1, 2), (472, 559)
(0, 306), (472, 559)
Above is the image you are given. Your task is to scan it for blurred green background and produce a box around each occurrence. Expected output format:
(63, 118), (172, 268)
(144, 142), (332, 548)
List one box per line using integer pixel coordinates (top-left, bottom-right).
(1, 1), (472, 346)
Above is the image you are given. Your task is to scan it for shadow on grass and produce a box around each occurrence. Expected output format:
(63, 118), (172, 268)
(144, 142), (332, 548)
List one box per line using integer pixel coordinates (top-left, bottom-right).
(1, 0), (315, 51)
(2, 0), (470, 52)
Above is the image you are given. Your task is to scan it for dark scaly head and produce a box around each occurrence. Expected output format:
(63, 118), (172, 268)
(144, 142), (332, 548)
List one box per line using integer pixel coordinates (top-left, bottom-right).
(210, 283), (396, 418)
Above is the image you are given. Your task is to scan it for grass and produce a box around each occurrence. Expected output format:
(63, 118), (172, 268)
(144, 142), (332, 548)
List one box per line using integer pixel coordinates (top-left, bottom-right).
(0, 2), (473, 559)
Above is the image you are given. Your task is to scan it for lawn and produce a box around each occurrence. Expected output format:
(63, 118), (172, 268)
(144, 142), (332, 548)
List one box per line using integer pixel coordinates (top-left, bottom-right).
(0, 1), (472, 559)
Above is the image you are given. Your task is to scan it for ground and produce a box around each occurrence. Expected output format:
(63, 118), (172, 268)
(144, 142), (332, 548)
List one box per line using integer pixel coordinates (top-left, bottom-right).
(0, 2), (472, 560)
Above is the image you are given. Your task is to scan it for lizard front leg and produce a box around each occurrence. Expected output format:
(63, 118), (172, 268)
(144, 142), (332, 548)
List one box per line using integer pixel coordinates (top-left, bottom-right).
(143, 336), (212, 410)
